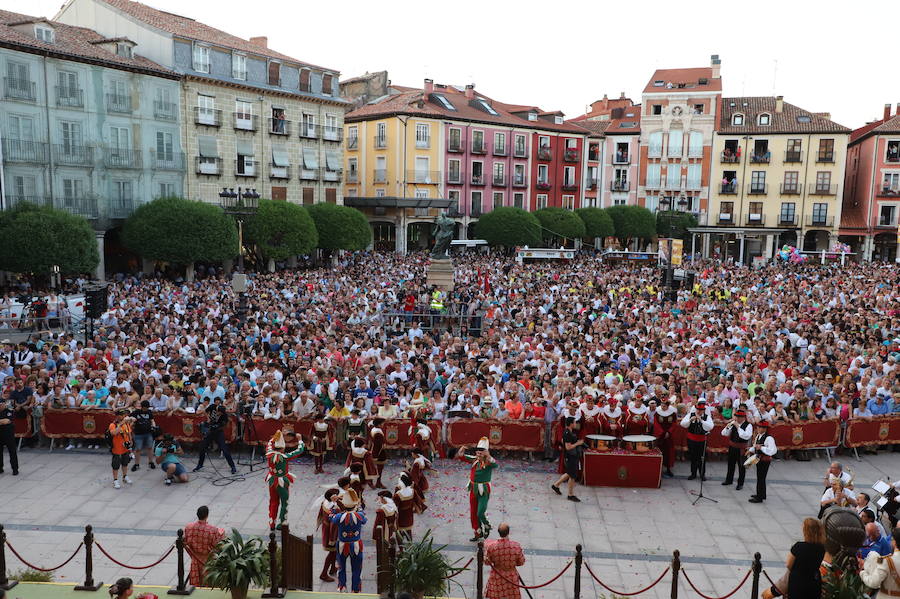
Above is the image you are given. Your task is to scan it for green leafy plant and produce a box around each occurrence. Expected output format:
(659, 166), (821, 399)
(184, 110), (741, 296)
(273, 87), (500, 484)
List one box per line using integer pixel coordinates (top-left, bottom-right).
(244, 199), (318, 260)
(0, 202), (99, 275)
(575, 207), (614, 240)
(605, 204), (656, 244)
(305, 203), (372, 251)
(822, 553), (870, 599)
(9, 568), (54, 582)
(474, 206), (541, 248)
(203, 529), (269, 599)
(390, 530), (468, 598)
(534, 207), (585, 245)
(656, 210), (698, 242)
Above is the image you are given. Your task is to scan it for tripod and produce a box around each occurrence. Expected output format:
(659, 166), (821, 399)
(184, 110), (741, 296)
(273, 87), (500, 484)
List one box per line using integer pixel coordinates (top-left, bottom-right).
(237, 412), (265, 472)
(690, 435), (718, 505)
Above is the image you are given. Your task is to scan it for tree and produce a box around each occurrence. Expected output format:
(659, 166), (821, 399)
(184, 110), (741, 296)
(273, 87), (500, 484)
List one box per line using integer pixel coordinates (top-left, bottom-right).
(534, 207), (586, 245)
(244, 200), (318, 260)
(605, 205), (656, 244)
(0, 203), (99, 274)
(474, 207), (541, 248)
(122, 197), (238, 264)
(574, 207), (614, 240)
(305, 203), (372, 251)
(656, 210), (698, 242)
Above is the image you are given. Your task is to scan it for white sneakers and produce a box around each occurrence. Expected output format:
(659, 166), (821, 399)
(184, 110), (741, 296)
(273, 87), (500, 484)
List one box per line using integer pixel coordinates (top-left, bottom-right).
(113, 479), (121, 489)
(123, 476), (133, 485)
(65, 443), (75, 451)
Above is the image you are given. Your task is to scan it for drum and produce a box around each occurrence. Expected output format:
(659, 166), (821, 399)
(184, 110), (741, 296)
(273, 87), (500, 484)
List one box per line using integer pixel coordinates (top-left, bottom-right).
(585, 434), (616, 450)
(623, 434), (656, 452)
(743, 454), (760, 468)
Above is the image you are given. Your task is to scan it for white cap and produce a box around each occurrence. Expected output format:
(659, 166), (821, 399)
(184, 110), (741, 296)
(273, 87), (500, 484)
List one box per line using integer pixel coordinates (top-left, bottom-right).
(476, 436), (489, 451)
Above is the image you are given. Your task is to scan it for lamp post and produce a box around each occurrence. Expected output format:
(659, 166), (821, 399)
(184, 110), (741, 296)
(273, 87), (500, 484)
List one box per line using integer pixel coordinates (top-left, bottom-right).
(219, 187), (260, 271)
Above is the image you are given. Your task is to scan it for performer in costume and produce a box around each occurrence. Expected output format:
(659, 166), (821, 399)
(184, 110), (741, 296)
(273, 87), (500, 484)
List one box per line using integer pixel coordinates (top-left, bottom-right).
(409, 417), (435, 460)
(373, 490), (398, 545)
(316, 488), (340, 582)
(343, 462), (367, 509)
(747, 420), (777, 503)
(345, 437), (377, 488)
(345, 409), (366, 449)
(264, 430), (305, 530)
(653, 397), (678, 478)
(309, 414), (331, 474)
(458, 437), (498, 542)
(409, 446), (433, 504)
(679, 398), (714, 481)
(368, 417), (387, 488)
(624, 397), (650, 435)
(393, 472), (422, 544)
(600, 395), (622, 438)
(330, 488), (366, 593)
(720, 409), (752, 490)
(578, 395), (601, 437)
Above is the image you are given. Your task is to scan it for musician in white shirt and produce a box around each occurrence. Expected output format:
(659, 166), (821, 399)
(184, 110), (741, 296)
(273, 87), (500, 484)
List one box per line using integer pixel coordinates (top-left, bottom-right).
(747, 420), (777, 503)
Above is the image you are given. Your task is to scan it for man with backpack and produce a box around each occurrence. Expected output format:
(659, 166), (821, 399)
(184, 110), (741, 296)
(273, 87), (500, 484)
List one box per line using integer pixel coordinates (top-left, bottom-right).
(108, 409), (134, 489)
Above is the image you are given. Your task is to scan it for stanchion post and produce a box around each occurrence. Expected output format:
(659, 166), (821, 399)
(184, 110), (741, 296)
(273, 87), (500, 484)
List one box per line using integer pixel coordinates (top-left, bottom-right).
(0, 524), (19, 591)
(261, 531), (283, 598)
(168, 529), (195, 596)
(388, 538), (397, 598)
(476, 541), (484, 599)
(670, 549), (680, 599)
(751, 551), (762, 599)
(74, 525), (102, 591)
(574, 544), (583, 599)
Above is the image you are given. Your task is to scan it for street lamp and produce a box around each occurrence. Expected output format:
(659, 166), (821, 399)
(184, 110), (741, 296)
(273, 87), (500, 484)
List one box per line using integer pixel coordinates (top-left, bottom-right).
(219, 187), (260, 271)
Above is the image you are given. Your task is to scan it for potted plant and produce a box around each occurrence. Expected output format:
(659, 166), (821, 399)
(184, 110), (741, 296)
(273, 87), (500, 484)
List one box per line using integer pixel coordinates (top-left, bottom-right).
(204, 529), (270, 599)
(390, 530), (468, 599)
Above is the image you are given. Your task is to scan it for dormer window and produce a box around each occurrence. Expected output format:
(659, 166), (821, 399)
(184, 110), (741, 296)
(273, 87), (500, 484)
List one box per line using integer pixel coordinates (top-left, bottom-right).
(116, 42), (132, 58)
(758, 113), (771, 126)
(653, 80), (664, 87)
(554, 116), (563, 124)
(528, 112), (537, 122)
(732, 113), (744, 126)
(35, 25), (54, 43)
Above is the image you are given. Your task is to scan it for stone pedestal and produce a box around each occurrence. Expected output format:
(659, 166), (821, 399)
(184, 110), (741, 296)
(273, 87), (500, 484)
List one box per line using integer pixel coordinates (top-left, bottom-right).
(426, 258), (454, 291)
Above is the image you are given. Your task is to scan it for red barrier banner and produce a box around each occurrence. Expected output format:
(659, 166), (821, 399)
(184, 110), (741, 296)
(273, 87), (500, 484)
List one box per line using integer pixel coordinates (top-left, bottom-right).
(40, 409), (236, 442)
(153, 412), (236, 443)
(14, 415), (32, 438)
(845, 416), (900, 448)
(382, 419), (441, 450)
(446, 418), (544, 451)
(672, 419), (840, 453)
(244, 417), (336, 448)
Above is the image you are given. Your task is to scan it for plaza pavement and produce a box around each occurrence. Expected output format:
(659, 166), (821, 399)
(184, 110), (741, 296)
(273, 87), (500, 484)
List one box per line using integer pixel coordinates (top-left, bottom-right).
(1, 446), (897, 599)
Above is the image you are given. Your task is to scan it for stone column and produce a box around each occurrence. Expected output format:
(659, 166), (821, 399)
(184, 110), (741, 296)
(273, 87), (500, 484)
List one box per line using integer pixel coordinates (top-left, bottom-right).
(737, 234), (745, 265)
(94, 233), (106, 282)
(396, 213), (407, 254)
(267, 258), (276, 273)
(765, 234), (776, 259)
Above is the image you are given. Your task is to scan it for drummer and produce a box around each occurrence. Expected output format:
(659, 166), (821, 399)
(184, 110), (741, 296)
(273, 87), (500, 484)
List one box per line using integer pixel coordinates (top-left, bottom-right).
(600, 394), (623, 438)
(624, 394), (650, 436)
(654, 397), (678, 478)
(578, 395), (602, 437)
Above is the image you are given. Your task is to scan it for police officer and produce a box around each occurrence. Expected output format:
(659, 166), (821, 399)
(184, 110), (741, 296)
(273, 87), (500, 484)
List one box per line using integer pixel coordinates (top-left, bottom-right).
(0, 394), (19, 475)
(193, 402), (236, 474)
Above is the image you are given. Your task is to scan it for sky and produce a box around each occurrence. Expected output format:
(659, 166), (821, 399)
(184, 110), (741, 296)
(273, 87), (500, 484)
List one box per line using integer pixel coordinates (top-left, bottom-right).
(10, 0), (900, 129)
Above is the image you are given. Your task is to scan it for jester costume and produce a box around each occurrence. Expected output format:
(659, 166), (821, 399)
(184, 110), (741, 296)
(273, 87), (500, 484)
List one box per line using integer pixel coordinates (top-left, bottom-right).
(330, 489), (366, 593)
(265, 431), (305, 530)
(458, 437), (498, 541)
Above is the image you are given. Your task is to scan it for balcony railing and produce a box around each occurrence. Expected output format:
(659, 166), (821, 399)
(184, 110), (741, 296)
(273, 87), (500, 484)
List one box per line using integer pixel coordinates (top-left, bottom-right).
(106, 93), (132, 114)
(513, 146), (528, 158)
(234, 159), (258, 178)
(470, 174), (486, 186)
(105, 149), (142, 169)
(588, 151), (600, 161)
(720, 151), (739, 163)
(6, 195), (52, 209)
(4, 77), (36, 101)
(58, 195), (99, 219)
(512, 175), (527, 188)
(492, 174), (507, 187)
(685, 179), (702, 191)
(780, 183), (802, 195)
(347, 136), (359, 150)
(493, 144), (507, 156)
(446, 171), (464, 184)
(300, 168), (320, 181)
(270, 164), (291, 179)
(447, 207), (462, 218)
(878, 186), (900, 197)
(645, 180), (662, 190)
(664, 179), (682, 190)
(470, 206), (483, 218)
(610, 181), (629, 192)
(878, 216), (898, 227)
(613, 153), (630, 164)
(778, 214), (798, 226)
(268, 118), (291, 136)
(648, 146), (663, 158)
(110, 197), (134, 219)
(193, 107), (222, 127)
(154, 100), (178, 120)
(805, 215), (835, 227)
(748, 184), (768, 195)
(56, 86), (84, 108)
(195, 156), (223, 176)
(322, 168), (343, 182)
(537, 147), (552, 161)
(536, 180), (551, 190)
(407, 170), (441, 184)
(810, 184), (837, 196)
(152, 151), (185, 171)
(471, 141), (487, 154)
(322, 127), (342, 142)
(415, 138), (431, 149)
(750, 153), (771, 164)
(345, 170), (358, 183)
(300, 124), (320, 140)
(374, 136), (387, 149)
(564, 149), (579, 162)
(1, 140), (49, 163)
(561, 180), (578, 190)
(233, 113), (259, 131)
(586, 179), (598, 190)
(745, 213), (766, 225)
(448, 140), (464, 153)
(887, 151), (900, 163)
(718, 183), (737, 194)
(54, 144), (93, 166)
(716, 212), (734, 224)
(687, 148), (704, 158)
(784, 151), (803, 163)
(816, 152), (835, 163)
(373, 169), (387, 183)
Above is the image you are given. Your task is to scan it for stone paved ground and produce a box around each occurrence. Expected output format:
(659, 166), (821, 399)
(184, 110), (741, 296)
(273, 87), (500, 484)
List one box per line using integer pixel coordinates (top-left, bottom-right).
(1, 446), (897, 598)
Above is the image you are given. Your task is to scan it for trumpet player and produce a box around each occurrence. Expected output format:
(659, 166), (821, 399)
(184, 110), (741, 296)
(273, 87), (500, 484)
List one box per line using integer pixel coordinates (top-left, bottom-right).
(720, 409), (752, 490)
(748, 420), (777, 504)
(820, 479), (857, 511)
(679, 398), (714, 481)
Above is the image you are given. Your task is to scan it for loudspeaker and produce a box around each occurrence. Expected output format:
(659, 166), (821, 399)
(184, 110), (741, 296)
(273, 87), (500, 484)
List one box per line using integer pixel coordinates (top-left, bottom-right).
(231, 273), (248, 293)
(685, 272), (696, 289)
(84, 285), (107, 318)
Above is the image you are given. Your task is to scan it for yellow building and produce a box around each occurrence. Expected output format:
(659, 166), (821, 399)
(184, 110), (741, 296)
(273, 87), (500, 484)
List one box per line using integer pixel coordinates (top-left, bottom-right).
(703, 96), (850, 262)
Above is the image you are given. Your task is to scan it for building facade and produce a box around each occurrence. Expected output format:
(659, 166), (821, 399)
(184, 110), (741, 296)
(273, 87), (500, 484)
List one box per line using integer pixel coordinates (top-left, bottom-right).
(0, 10), (182, 276)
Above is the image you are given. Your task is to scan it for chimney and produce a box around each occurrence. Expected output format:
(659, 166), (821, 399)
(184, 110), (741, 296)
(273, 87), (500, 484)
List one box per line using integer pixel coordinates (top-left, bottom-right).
(775, 95), (784, 113)
(896, 103), (900, 118)
(620, 91), (625, 99)
(885, 104), (892, 121)
(249, 36), (267, 49)
(710, 54), (721, 79)
(465, 84), (474, 100)
(603, 94), (608, 101)
(424, 78), (433, 94)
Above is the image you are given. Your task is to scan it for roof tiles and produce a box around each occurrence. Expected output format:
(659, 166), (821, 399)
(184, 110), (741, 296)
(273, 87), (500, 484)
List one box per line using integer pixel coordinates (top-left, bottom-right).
(717, 97), (849, 134)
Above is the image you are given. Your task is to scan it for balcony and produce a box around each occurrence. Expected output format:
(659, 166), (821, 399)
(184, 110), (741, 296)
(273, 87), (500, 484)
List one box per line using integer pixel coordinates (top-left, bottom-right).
(416, 137), (431, 150)
(610, 181), (629, 192)
(816, 152), (835, 163)
(685, 179), (702, 191)
(805, 215), (835, 227)
(780, 183), (802, 195)
(750, 153), (771, 164)
(470, 174), (486, 186)
(513, 146), (528, 158)
(193, 107), (222, 127)
(748, 184), (768, 195)
(586, 179), (598, 190)
(778, 214), (798, 226)
(373, 169), (387, 183)
(6, 195), (52, 209)
(720, 151), (739, 163)
(322, 168), (343, 183)
(447, 207), (462, 218)
(1, 140), (49, 163)
(878, 215), (898, 227)
(470, 206), (483, 218)
(878, 186), (900, 197)
(613, 153), (630, 164)
(154, 100), (178, 120)
(561, 180), (578, 190)
(110, 197), (134, 219)
(512, 175), (527, 188)
(407, 170), (440, 184)
(745, 213), (766, 225)
(664, 179), (682, 191)
(57, 195), (99, 219)
(810, 184), (837, 196)
(195, 156), (223, 176)
(105, 149), (142, 169)
(301, 124), (320, 140)
(471, 141), (487, 155)
(300, 168), (320, 181)
(537, 146), (552, 161)
(345, 170), (358, 183)
(373, 136), (387, 149)
(784, 151), (803, 163)
(270, 164), (291, 179)
(446, 171), (464, 185)
(493, 144), (507, 156)
(106, 93), (132, 114)
(564, 149), (579, 162)
(233, 113), (258, 132)
(152, 151), (185, 171)
(322, 127), (342, 143)
(645, 180), (662, 190)
(448, 139), (464, 153)
(588, 150), (600, 162)
(716, 212), (734, 225)
(54, 144), (93, 166)
(492, 174), (508, 187)
(4, 77), (36, 101)
(648, 146), (663, 159)
(687, 148), (704, 158)
(268, 118), (291, 136)
(536, 180), (551, 190)
(347, 136), (359, 150)
(56, 86), (84, 108)
(234, 159), (258, 178)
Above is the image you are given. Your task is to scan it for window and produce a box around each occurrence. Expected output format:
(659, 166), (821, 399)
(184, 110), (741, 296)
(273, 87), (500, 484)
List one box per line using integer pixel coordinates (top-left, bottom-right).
(513, 164), (525, 186)
(299, 69), (311, 92)
(536, 194), (548, 209)
(324, 114), (339, 140)
(513, 192), (524, 209)
(448, 159), (461, 183)
(375, 189), (385, 198)
(197, 94), (215, 124)
(815, 171), (832, 193)
(563, 166), (576, 187)
(268, 61), (281, 86)
(613, 197), (627, 206)
(666, 165), (681, 188)
(6, 62), (32, 99)
(157, 182), (176, 199)
(236, 139), (255, 175)
(114, 181), (133, 209)
(646, 163), (661, 188)
(514, 134), (526, 156)
(235, 100), (253, 129)
(322, 73), (333, 95)
(537, 164), (549, 184)
(667, 130), (683, 157)
(883, 173), (900, 193)
(8, 114), (35, 145)
(109, 126), (130, 153)
(155, 131), (174, 164)
(686, 163), (701, 189)
(347, 126), (359, 150)
(449, 128), (462, 151)
(779, 202), (796, 224)
(688, 131), (703, 157)
(302, 113), (316, 138)
(732, 113), (744, 126)
(750, 171), (766, 192)
(718, 201), (734, 221)
(493, 162), (505, 185)
(415, 123), (430, 148)
(10, 174), (36, 201)
(493, 192), (504, 210)
(652, 105), (662, 115)
(528, 112), (537, 122)
(812, 203), (828, 224)
(694, 104), (704, 115)
(232, 53), (247, 80)
(565, 138), (577, 150)
(116, 43), (132, 58)
(346, 157), (358, 182)
(471, 191), (483, 214)
(471, 161), (484, 184)
(448, 190), (460, 213)
(60, 120), (82, 153)
(376, 122), (386, 147)
(886, 140), (900, 163)
(62, 178), (83, 205)
(35, 25), (54, 42)
(648, 131), (663, 157)
(748, 202), (763, 221)
(783, 171), (799, 193)
(375, 156), (386, 182)
(494, 132), (506, 154)
(818, 139), (835, 162)
(797, 115), (811, 123)
(475, 98), (499, 116)
(562, 195), (574, 210)
(192, 44), (210, 73)
(432, 94), (455, 110)
(786, 139), (802, 162)
(414, 156), (429, 182)
(554, 115), (563, 124)
(415, 190), (429, 199)
(880, 204), (897, 226)
(472, 130), (485, 152)
(197, 135), (219, 173)
(758, 113), (771, 126)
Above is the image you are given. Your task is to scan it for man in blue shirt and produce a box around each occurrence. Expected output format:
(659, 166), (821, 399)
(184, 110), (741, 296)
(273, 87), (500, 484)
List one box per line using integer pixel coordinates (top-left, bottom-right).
(867, 394), (893, 416)
(859, 522), (892, 559)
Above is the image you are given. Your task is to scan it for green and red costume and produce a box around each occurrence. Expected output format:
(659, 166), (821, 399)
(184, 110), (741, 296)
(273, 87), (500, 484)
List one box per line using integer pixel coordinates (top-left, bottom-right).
(458, 453), (498, 536)
(265, 436), (305, 530)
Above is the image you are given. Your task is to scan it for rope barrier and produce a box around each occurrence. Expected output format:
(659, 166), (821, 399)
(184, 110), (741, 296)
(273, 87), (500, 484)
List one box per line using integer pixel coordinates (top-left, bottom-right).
(762, 569), (776, 587)
(584, 561), (670, 596)
(95, 542), (175, 570)
(442, 557), (474, 579)
(681, 568), (752, 599)
(5, 541), (83, 572)
(488, 560), (572, 589)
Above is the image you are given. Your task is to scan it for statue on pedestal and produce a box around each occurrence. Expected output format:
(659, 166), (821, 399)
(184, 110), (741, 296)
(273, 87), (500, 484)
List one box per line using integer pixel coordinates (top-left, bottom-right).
(430, 213), (454, 260)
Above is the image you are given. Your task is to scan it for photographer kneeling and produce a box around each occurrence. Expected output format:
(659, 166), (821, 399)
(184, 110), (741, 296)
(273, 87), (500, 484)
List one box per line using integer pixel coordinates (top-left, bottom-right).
(155, 433), (189, 485)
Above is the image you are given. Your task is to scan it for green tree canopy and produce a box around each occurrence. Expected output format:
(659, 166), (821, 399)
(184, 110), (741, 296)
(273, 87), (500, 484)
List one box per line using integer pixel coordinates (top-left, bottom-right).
(656, 210), (699, 242)
(574, 207), (615, 240)
(534, 207), (586, 244)
(605, 205), (656, 243)
(122, 197), (238, 264)
(305, 203), (372, 251)
(244, 200), (318, 260)
(474, 207), (541, 247)
(0, 203), (99, 274)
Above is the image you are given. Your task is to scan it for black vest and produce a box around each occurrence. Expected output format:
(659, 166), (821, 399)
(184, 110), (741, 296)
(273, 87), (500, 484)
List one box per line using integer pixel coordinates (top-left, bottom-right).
(729, 422), (751, 443)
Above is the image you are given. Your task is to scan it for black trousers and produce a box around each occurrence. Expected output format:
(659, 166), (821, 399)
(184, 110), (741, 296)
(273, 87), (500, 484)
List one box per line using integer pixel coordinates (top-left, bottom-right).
(755, 460), (770, 500)
(196, 429), (235, 470)
(687, 439), (706, 477)
(724, 446), (746, 485)
(0, 434), (18, 473)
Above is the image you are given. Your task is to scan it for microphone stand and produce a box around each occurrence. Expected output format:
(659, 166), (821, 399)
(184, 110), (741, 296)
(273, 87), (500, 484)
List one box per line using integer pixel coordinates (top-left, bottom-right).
(690, 432), (717, 505)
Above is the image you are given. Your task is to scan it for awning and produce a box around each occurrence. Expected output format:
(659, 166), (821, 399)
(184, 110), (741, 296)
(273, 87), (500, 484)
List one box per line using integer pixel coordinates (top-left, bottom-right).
(272, 148), (289, 167)
(302, 147), (318, 169)
(198, 135), (218, 158)
(325, 151), (340, 171)
(236, 139), (255, 156)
